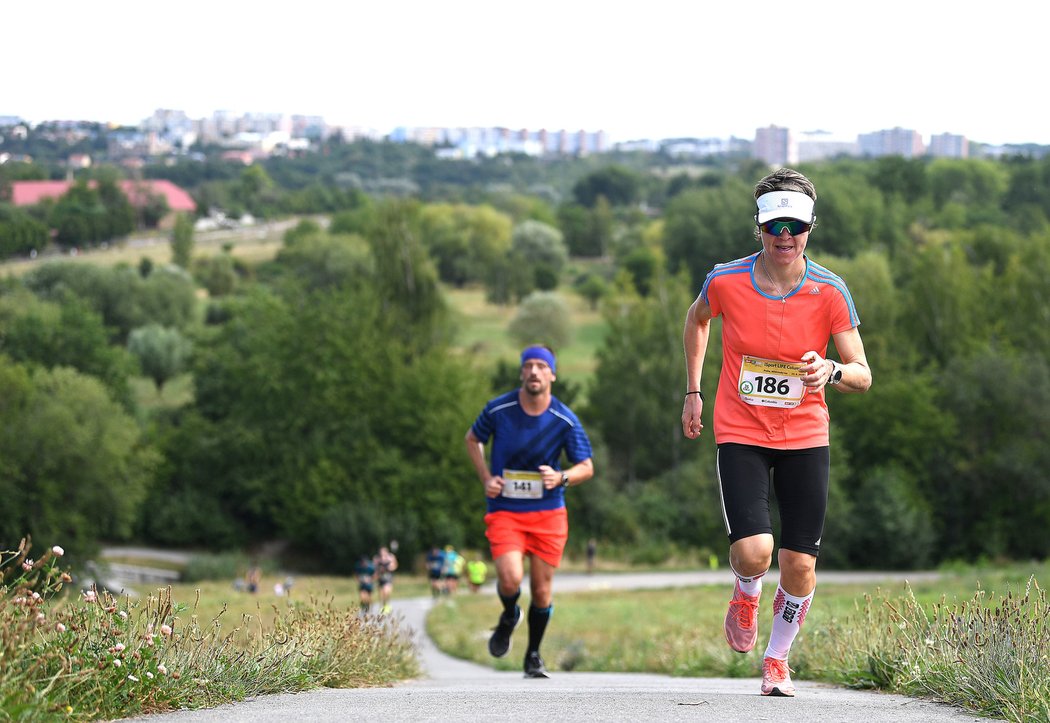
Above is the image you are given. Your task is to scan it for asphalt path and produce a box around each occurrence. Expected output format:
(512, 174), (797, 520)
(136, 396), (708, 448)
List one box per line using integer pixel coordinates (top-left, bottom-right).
(129, 569), (996, 722)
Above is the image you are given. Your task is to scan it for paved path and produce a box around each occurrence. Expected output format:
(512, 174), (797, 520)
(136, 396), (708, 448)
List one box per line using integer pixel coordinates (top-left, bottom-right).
(131, 569), (995, 722)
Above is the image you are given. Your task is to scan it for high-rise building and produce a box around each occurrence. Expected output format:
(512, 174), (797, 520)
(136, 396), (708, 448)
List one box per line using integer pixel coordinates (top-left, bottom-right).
(858, 127), (925, 158)
(796, 130), (859, 162)
(754, 125), (797, 166)
(927, 132), (968, 158)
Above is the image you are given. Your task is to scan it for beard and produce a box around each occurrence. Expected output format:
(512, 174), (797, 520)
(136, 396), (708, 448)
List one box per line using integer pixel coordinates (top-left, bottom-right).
(523, 378), (545, 395)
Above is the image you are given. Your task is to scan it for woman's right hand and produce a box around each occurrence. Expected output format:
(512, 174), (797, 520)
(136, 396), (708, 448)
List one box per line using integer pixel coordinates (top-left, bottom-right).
(682, 395), (704, 439)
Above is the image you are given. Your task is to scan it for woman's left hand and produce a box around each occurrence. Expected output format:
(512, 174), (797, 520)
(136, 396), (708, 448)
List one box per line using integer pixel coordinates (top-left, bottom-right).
(800, 351), (833, 389)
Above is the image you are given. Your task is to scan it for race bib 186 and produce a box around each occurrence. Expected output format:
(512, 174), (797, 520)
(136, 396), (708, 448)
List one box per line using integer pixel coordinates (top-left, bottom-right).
(737, 356), (805, 408)
(501, 469), (544, 499)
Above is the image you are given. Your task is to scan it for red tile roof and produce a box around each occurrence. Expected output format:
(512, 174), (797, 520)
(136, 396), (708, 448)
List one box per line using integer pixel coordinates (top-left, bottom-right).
(9, 179), (196, 213)
(10, 180), (71, 206)
(120, 180), (196, 212)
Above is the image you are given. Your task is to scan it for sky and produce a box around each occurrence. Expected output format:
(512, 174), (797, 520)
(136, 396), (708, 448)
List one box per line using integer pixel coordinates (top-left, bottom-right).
(5, 1), (1047, 146)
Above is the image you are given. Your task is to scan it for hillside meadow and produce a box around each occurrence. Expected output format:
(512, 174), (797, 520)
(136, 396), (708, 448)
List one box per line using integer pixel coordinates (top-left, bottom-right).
(1, 225), (611, 415)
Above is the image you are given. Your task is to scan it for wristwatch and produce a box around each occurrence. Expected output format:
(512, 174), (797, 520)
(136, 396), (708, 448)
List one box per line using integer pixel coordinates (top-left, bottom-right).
(828, 360), (843, 386)
(560, 472), (570, 488)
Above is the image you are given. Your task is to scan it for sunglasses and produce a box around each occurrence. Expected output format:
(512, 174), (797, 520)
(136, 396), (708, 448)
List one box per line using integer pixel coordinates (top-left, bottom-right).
(759, 218), (812, 236)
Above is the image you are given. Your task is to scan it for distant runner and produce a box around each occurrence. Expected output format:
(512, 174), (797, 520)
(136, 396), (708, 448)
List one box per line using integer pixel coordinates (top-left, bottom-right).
(374, 545), (398, 614)
(426, 545), (446, 598)
(355, 554), (376, 615)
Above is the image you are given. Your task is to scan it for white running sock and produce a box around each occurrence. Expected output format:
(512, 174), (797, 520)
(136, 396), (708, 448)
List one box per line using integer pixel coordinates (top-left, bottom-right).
(730, 563), (767, 597)
(764, 584), (814, 660)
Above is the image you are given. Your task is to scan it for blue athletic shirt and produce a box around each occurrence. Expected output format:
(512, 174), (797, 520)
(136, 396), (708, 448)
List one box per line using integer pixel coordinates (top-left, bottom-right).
(471, 390), (593, 513)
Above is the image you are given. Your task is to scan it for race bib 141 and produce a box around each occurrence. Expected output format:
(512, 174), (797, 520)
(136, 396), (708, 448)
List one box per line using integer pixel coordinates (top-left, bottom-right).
(501, 469), (544, 499)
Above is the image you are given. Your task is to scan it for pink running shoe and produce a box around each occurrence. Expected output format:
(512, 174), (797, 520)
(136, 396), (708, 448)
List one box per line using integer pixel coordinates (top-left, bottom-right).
(724, 580), (760, 653)
(761, 656), (795, 697)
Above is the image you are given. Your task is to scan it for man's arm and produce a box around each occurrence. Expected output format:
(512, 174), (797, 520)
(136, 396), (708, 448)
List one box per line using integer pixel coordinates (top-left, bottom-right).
(465, 428), (502, 498)
(538, 457), (594, 489)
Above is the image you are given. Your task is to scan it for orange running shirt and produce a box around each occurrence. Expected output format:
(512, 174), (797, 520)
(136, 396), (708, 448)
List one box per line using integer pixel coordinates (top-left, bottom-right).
(700, 253), (860, 449)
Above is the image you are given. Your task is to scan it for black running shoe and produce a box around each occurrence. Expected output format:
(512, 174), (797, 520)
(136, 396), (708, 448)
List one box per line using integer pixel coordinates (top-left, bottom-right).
(523, 651), (549, 678)
(488, 606), (522, 658)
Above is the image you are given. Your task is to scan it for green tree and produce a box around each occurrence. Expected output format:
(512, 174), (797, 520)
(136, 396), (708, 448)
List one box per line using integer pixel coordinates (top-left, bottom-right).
(511, 219), (568, 291)
(282, 218), (323, 245)
(895, 236), (989, 367)
(572, 165), (642, 208)
(587, 269), (697, 482)
(508, 291), (573, 350)
(868, 156), (928, 201)
(419, 203), (512, 286)
(932, 348), (1050, 560)
(96, 179), (135, 239)
(1001, 155), (1050, 231)
(0, 204), (49, 259)
(0, 287), (136, 408)
(137, 265), (198, 333)
(365, 200), (450, 349)
(620, 245), (660, 296)
(990, 231), (1050, 353)
(127, 324), (192, 393)
(803, 166), (909, 257)
(575, 272), (609, 310)
(24, 261), (196, 342)
(180, 283), (488, 559)
(662, 178), (756, 285)
(136, 187), (170, 228)
(138, 409), (248, 549)
(235, 165), (277, 216)
(0, 359), (157, 560)
(840, 465), (936, 569)
(558, 199), (614, 258)
(170, 212), (195, 268)
(927, 158), (1007, 216)
(48, 181), (106, 247)
(193, 253), (238, 296)
(269, 233), (374, 290)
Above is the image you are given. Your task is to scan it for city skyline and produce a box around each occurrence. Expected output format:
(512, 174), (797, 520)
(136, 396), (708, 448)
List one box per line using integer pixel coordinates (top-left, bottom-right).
(1, 104), (1021, 148)
(5, 1), (1047, 146)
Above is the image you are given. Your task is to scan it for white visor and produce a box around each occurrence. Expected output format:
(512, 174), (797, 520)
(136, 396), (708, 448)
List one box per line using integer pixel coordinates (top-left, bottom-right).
(755, 191), (815, 224)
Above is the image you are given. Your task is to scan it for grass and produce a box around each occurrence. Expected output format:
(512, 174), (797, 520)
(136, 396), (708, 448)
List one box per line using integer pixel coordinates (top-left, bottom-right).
(8, 537), (1049, 721)
(445, 284), (607, 390)
(427, 560), (1050, 722)
(161, 574), (432, 629)
(809, 576), (1050, 721)
(1, 539), (419, 722)
(0, 224), (288, 279)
